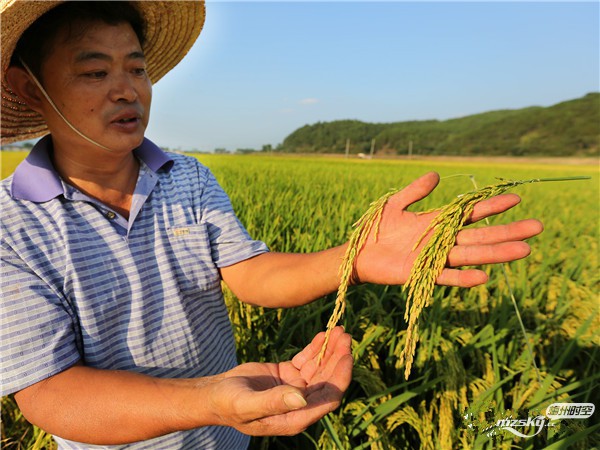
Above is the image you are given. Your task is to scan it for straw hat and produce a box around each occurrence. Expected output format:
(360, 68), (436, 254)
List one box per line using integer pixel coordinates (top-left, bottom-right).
(0, 0), (205, 144)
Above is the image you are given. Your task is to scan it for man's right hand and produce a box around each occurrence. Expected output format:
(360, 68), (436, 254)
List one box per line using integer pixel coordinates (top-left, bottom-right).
(206, 326), (353, 436)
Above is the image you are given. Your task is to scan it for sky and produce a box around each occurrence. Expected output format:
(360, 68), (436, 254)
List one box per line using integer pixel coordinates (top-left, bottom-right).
(145, 1), (599, 152)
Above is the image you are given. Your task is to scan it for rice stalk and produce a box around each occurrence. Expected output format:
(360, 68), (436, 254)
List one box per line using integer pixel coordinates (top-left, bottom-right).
(467, 175), (543, 386)
(317, 187), (402, 363)
(400, 177), (589, 379)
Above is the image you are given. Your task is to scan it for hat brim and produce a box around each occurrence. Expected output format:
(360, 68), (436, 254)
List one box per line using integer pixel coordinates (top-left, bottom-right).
(1, 0), (205, 144)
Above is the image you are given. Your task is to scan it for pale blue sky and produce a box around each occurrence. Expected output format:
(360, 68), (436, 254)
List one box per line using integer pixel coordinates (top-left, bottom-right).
(146, 1), (599, 151)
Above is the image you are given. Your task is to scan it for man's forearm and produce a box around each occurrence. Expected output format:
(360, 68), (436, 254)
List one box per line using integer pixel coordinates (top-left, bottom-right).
(15, 362), (220, 445)
(220, 245), (348, 308)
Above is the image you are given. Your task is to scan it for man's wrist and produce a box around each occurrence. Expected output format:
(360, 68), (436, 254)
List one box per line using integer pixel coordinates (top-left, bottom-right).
(169, 374), (225, 430)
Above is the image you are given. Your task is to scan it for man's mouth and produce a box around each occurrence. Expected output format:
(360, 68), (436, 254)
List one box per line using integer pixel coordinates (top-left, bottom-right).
(109, 111), (143, 133)
(110, 109), (142, 125)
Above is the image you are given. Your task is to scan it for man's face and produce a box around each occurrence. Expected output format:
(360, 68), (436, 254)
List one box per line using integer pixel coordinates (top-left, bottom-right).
(38, 20), (151, 154)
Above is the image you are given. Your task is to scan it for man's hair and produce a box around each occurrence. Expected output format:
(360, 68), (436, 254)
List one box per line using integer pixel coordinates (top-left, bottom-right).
(11, 1), (146, 80)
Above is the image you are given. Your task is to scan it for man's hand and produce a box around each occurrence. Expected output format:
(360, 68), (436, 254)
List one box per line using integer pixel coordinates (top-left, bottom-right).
(207, 327), (352, 436)
(354, 171), (544, 287)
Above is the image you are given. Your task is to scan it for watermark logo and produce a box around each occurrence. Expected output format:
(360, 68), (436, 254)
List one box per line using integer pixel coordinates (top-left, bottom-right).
(546, 402), (595, 420)
(482, 415), (552, 438)
(463, 402), (595, 440)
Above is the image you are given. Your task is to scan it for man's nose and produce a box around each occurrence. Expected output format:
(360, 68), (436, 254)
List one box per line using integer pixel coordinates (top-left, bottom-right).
(109, 73), (138, 103)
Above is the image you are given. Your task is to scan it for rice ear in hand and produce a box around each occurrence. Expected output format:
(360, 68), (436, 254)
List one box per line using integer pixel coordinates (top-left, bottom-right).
(318, 176), (586, 376)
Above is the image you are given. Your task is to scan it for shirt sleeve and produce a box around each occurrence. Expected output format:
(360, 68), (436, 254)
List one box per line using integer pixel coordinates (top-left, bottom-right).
(197, 166), (269, 268)
(0, 243), (81, 396)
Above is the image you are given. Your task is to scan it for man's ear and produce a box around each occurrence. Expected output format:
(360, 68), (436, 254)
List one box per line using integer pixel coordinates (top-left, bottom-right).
(5, 66), (45, 113)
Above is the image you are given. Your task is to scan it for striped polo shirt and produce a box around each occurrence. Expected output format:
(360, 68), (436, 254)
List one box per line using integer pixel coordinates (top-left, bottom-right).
(0, 136), (268, 449)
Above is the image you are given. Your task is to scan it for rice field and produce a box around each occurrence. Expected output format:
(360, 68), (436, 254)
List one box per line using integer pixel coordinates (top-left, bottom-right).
(1, 151), (598, 449)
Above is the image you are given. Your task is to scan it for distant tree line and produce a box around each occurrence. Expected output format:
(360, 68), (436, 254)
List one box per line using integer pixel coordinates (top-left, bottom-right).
(278, 93), (599, 157)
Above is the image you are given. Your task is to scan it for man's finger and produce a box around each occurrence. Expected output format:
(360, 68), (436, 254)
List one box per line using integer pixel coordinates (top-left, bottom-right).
(291, 326), (344, 370)
(306, 331), (352, 384)
(387, 172), (440, 211)
(456, 219), (543, 245)
(466, 193), (521, 223)
(290, 331), (325, 370)
(436, 268), (488, 287)
(447, 241), (532, 267)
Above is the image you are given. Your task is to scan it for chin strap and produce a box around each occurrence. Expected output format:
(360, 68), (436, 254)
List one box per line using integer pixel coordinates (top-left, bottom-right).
(19, 58), (115, 153)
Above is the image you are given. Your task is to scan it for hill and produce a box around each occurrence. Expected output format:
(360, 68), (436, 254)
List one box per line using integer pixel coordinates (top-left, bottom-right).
(279, 93), (599, 157)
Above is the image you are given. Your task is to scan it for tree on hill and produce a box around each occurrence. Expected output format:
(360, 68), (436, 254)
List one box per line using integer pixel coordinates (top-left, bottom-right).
(279, 93), (599, 157)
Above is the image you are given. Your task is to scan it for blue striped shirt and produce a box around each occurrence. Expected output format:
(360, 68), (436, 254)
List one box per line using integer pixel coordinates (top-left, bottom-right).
(0, 136), (268, 449)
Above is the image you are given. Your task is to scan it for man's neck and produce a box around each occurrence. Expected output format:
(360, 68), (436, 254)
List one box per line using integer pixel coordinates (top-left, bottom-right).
(51, 143), (140, 219)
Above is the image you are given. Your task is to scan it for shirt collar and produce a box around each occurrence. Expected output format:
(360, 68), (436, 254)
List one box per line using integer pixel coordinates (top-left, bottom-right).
(134, 139), (174, 173)
(10, 136), (174, 202)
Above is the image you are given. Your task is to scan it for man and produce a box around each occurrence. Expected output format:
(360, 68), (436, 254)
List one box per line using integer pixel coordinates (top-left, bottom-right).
(0, 1), (543, 449)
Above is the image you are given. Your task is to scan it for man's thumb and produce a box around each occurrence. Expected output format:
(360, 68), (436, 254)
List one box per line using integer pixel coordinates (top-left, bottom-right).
(283, 391), (308, 410)
(254, 386), (307, 417)
(391, 171), (440, 210)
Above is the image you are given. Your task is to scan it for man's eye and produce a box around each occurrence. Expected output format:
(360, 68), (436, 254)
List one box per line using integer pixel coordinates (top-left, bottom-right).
(133, 68), (147, 76)
(84, 71), (107, 79)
